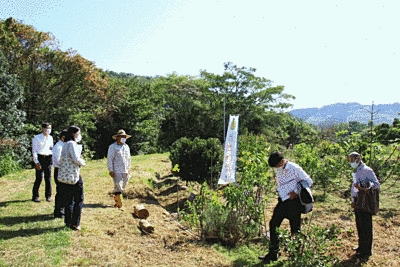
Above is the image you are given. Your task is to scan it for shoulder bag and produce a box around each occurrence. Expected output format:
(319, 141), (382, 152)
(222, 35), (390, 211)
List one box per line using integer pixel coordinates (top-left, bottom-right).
(355, 187), (379, 215)
(57, 155), (80, 185)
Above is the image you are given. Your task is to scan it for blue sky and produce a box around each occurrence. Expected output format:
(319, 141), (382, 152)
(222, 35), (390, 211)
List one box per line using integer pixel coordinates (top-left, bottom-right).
(1, 0), (399, 109)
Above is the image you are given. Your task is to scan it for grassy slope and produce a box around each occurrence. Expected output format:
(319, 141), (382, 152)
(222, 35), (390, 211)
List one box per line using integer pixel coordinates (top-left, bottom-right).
(0, 153), (399, 267)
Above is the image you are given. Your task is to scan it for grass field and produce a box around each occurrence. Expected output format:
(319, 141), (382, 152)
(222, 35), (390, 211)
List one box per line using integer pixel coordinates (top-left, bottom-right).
(0, 153), (399, 266)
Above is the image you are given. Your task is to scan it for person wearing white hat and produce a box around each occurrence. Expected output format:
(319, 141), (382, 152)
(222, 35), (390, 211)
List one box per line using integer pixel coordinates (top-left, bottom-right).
(107, 129), (132, 208)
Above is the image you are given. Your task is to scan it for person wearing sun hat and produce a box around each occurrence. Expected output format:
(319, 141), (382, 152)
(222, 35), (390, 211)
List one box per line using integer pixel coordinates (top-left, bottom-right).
(107, 129), (132, 208)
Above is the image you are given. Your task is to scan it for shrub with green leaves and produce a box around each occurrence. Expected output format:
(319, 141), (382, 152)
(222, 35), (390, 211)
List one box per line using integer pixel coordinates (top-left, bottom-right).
(169, 137), (223, 185)
(182, 134), (276, 247)
(277, 223), (341, 267)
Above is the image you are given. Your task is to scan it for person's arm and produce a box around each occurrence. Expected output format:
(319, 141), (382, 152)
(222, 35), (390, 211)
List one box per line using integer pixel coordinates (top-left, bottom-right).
(107, 144), (115, 177)
(366, 169), (380, 190)
(126, 146), (131, 173)
(32, 136), (39, 164)
(293, 164), (313, 187)
(69, 142), (86, 166)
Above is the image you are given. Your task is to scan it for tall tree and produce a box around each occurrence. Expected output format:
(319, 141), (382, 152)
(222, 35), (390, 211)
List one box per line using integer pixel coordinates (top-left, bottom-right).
(200, 62), (295, 137)
(0, 18), (108, 131)
(0, 49), (30, 167)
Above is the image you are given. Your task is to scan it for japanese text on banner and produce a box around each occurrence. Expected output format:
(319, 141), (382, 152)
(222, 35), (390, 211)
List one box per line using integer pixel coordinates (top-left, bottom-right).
(218, 115), (239, 184)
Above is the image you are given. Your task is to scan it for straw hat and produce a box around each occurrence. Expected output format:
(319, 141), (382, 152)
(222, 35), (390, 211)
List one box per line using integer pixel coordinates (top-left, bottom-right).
(112, 129), (131, 140)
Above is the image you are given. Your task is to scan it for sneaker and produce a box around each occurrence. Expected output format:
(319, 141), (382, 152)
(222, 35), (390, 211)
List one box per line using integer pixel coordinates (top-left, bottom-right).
(71, 225), (81, 231)
(32, 197), (41, 203)
(258, 253), (278, 263)
(46, 197), (52, 202)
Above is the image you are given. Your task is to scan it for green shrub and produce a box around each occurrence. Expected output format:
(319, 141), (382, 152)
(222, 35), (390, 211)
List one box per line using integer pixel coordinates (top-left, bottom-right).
(0, 154), (21, 177)
(169, 137), (223, 185)
(277, 222), (341, 267)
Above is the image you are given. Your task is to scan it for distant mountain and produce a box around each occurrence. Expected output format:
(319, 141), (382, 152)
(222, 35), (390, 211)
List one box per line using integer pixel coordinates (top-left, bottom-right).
(289, 102), (400, 126)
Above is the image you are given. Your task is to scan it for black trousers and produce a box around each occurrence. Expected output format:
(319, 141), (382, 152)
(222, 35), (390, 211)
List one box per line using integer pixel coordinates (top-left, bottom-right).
(32, 154), (52, 199)
(355, 209), (373, 255)
(59, 176), (84, 227)
(53, 168), (65, 217)
(269, 197), (304, 254)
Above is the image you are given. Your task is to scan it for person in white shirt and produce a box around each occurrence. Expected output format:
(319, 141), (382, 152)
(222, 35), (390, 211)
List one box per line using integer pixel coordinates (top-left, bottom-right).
(259, 151), (313, 264)
(52, 129), (67, 218)
(107, 129), (131, 208)
(31, 122), (54, 202)
(348, 152), (380, 260)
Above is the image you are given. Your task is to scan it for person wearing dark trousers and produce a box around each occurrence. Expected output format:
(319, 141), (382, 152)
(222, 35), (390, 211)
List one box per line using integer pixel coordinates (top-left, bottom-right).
(52, 129), (67, 218)
(259, 151), (313, 264)
(59, 175), (84, 229)
(348, 152), (380, 260)
(59, 125), (86, 231)
(32, 122), (54, 202)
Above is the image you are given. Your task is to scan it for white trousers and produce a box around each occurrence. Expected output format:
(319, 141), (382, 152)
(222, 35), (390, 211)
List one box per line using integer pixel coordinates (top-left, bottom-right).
(113, 173), (130, 193)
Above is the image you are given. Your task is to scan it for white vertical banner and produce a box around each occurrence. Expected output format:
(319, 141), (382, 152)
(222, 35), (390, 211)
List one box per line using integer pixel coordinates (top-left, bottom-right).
(218, 115), (239, 184)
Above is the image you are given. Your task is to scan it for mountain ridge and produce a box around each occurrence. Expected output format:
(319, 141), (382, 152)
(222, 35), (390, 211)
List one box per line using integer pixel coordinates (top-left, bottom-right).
(289, 102), (400, 125)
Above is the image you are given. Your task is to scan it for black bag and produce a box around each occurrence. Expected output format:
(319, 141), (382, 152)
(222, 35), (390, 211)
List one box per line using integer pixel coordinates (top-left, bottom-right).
(298, 181), (314, 214)
(298, 181), (314, 205)
(355, 188), (379, 215)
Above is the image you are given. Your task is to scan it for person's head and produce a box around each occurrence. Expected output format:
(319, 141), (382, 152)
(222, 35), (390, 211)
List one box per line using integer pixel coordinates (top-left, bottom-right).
(268, 151), (286, 168)
(348, 152), (362, 168)
(41, 122), (52, 136)
(59, 129), (68, 142)
(65, 125), (81, 142)
(112, 129), (131, 144)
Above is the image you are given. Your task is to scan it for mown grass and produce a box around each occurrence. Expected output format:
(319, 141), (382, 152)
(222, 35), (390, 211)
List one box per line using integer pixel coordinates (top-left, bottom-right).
(1, 153), (399, 267)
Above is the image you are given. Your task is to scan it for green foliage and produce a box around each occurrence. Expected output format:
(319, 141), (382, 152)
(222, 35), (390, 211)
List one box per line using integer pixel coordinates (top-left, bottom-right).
(0, 49), (30, 173)
(200, 62), (295, 137)
(182, 134), (275, 247)
(293, 142), (349, 197)
(0, 153), (22, 176)
(169, 137), (223, 185)
(184, 183), (260, 247)
(278, 222), (341, 267)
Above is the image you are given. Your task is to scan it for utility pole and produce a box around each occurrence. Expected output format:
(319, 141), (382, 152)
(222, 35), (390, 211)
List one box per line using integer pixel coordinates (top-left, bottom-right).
(360, 101), (380, 165)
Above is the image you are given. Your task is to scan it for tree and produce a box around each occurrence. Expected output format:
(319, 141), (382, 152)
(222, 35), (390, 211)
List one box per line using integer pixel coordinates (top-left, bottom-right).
(200, 62), (295, 137)
(0, 49), (30, 173)
(0, 18), (109, 132)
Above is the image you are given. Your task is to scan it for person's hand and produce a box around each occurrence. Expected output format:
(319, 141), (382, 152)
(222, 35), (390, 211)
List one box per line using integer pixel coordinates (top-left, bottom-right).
(109, 172), (115, 178)
(35, 163), (42, 170)
(354, 184), (362, 190)
(289, 191), (298, 200)
(351, 202), (355, 209)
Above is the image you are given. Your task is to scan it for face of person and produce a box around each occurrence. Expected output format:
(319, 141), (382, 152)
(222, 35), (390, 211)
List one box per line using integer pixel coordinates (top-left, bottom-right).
(348, 155), (361, 168)
(42, 125), (52, 135)
(74, 130), (81, 140)
(274, 159), (286, 168)
(116, 135), (127, 144)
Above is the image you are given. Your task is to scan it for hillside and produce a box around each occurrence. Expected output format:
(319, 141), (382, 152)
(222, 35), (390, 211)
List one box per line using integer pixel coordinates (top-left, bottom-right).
(290, 102), (400, 125)
(1, 154), (400, 266)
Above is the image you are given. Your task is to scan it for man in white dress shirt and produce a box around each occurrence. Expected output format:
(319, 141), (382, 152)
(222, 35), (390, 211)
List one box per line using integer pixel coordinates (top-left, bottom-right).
(259, 151), (313, 264)
(107, 129), (131, 208)
(31, 122), (54, 202)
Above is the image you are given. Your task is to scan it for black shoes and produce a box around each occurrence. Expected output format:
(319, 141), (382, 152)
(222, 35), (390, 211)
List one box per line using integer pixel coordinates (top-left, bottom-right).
(32, 197), (41, 202)
(355, 251), (371, 260)
(46, 197), (52, 202)
(258, 253), (278, 263)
